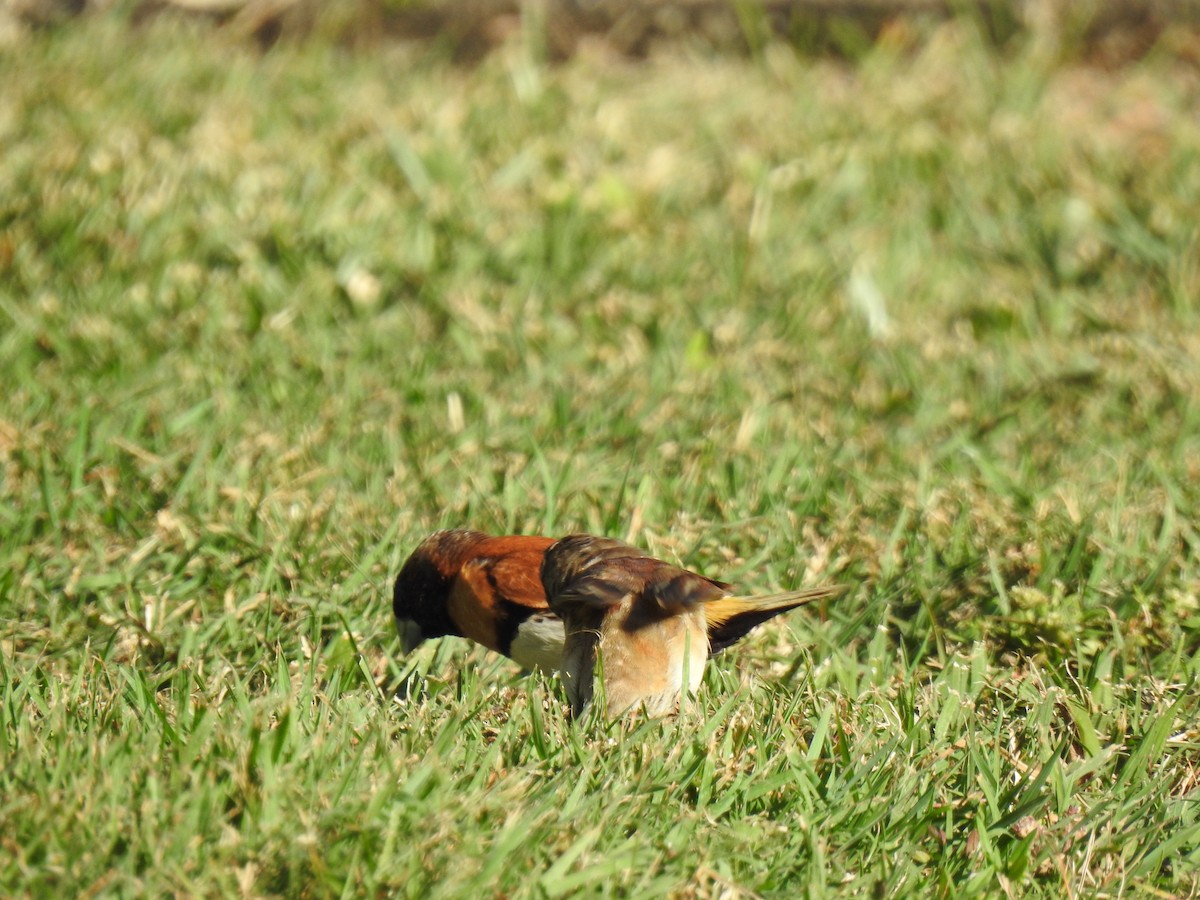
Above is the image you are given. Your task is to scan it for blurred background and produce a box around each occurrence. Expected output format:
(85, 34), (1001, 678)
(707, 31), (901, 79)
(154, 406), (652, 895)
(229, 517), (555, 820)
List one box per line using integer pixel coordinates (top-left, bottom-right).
(2, 1), (1199, 895)
(5, 0), (1199, 62)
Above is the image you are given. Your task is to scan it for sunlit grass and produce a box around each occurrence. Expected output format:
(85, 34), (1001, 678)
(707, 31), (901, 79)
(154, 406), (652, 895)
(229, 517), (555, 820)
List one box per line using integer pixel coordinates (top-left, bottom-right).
(1, 14), (1199, 896)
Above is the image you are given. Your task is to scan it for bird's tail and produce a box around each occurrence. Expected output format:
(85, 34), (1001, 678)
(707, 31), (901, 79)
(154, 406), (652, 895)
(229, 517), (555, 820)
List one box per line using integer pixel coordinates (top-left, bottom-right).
(704, 584), (846, 655)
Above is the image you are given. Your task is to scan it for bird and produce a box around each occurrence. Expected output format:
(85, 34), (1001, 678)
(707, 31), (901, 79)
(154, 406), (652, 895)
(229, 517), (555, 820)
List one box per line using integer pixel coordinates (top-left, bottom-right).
(394, 529), (844, 717)
(541, 533), (845, 719)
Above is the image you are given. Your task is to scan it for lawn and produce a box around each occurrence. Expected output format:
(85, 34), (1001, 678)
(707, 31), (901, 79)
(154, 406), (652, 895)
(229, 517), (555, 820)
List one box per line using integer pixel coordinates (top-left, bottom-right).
(2, 11), (1199, 896)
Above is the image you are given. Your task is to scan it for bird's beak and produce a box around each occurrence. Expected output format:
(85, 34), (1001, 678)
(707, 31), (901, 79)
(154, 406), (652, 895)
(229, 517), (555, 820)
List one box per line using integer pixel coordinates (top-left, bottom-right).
(395, 617), (425, 655)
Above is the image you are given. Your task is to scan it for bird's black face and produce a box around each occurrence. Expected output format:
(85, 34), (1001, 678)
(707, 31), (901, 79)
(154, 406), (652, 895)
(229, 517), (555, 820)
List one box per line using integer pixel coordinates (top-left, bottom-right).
(392, 532), (469, 652)
(393, 564), (428, 652)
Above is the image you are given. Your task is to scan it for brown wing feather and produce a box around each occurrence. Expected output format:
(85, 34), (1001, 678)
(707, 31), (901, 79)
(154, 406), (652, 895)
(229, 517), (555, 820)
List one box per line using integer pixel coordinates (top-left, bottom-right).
(645, 566), (729, 613)
(541, 534), (647, 612)
(470, 536), (555, 611)
(543, 534), (730, 616)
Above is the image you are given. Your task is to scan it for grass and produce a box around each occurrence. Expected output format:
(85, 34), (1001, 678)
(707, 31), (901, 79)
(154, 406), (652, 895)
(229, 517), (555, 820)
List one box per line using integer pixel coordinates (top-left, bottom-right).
(2, 12), (1200, 896)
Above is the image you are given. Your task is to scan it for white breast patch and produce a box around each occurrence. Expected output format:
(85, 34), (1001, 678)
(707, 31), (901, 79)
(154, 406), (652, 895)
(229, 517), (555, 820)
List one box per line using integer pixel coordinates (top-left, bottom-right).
(510, 615), (566, 671)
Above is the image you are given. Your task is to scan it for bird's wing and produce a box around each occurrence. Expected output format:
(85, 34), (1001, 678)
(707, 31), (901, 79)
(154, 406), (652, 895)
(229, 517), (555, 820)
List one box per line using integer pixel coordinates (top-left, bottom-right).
(461, 538), (555, 611)
(543, 533), (734, 615)
(541, 534), (646, 611)
(644, 566), (730, 614)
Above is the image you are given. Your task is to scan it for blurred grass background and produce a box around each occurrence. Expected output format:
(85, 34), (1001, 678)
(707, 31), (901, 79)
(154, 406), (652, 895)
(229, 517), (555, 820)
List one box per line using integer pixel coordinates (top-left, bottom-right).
(2, 2), (1199, 896)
